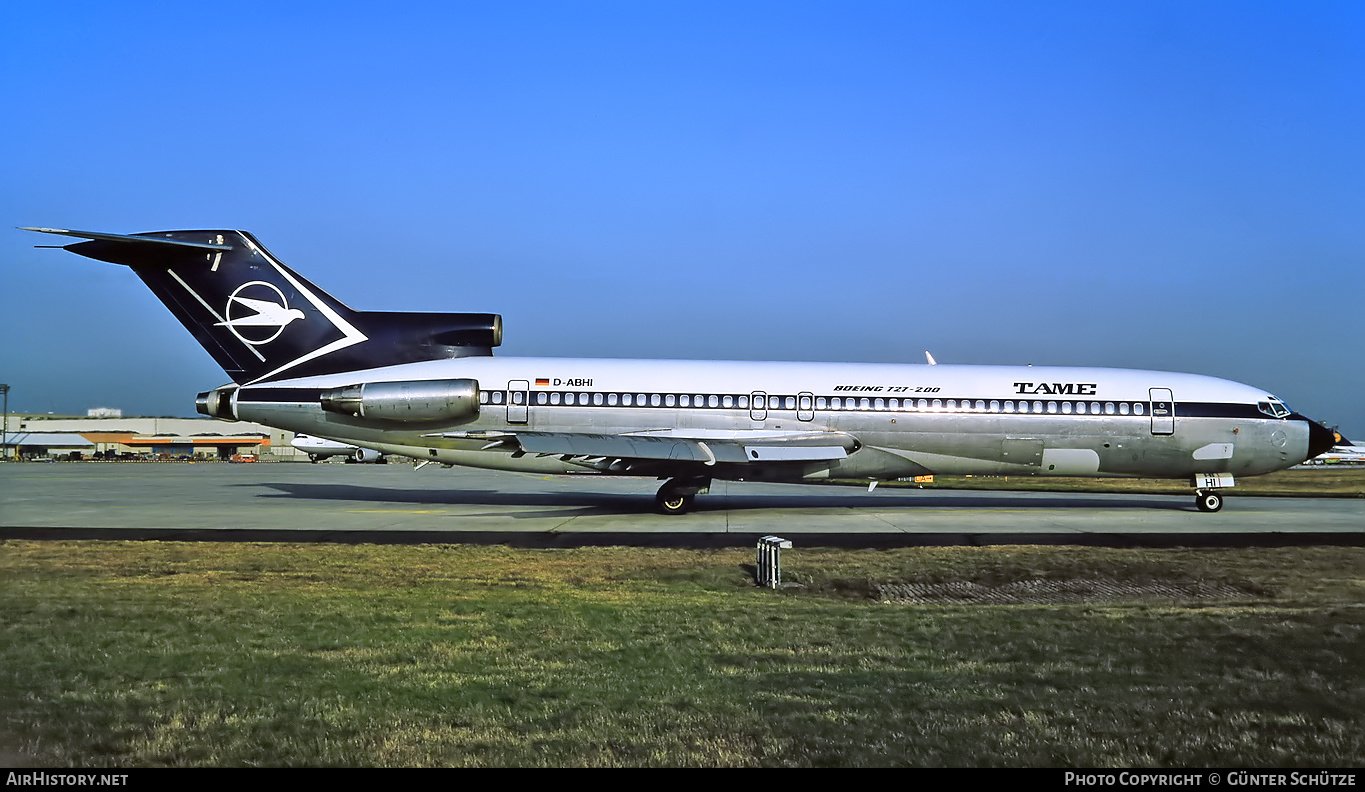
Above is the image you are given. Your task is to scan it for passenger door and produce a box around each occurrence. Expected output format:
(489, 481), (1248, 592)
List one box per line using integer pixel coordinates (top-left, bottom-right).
(507, 380), (529, 424)
(1149, 388), (1174, 435)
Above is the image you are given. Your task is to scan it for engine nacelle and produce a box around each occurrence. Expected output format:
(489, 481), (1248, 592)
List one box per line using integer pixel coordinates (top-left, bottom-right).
(353, 447), (386, 463)
(319, 378), (480, 424)
(196, 385), (238, 421)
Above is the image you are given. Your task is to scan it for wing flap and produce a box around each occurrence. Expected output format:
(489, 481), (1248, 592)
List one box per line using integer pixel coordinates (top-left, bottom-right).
(516, 432), (712, 462)
(432, 429), (856, 465)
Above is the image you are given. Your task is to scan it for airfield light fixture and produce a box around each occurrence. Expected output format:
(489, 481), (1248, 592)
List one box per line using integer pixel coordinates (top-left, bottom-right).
(0, 383), (9, 460)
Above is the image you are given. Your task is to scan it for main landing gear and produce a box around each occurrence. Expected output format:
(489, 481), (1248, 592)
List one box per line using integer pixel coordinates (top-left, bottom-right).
(1194, 489), (1224, 512)
(655, 476), (712, 515)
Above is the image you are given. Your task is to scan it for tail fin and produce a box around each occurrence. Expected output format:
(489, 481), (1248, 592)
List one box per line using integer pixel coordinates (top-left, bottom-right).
(23, 228), (501, 384)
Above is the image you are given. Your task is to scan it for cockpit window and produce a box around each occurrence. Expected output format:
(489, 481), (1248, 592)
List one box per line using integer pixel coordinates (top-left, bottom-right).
(1257, 397), (1291, 418)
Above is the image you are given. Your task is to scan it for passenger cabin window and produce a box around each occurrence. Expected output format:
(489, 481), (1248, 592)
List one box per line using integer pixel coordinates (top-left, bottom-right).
(1120, 403), (1130, 415)
(1134, 403), (1144, 415)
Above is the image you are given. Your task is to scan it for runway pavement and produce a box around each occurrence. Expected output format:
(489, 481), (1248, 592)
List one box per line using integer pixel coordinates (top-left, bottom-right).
(1, 462), (1361, 547)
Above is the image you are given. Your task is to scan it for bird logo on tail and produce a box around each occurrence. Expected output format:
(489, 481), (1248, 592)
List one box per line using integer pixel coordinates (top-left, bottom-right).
(217, 281), (306, 346)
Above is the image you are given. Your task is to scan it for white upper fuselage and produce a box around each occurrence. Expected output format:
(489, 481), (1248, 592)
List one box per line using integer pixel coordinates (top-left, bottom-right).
(269, 357), (1273, 404)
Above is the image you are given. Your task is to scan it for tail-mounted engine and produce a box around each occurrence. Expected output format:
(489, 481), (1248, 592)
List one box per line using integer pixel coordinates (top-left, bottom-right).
(319, 378), (480, 425)
(196, 385), (239, 421)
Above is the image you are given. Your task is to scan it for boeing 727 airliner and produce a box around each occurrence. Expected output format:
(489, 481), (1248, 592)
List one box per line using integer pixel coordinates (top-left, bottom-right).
(24, 227), (1336, 514)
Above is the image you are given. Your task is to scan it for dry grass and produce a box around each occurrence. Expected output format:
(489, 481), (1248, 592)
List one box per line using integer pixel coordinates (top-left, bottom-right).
(1, 540), (1361, 766)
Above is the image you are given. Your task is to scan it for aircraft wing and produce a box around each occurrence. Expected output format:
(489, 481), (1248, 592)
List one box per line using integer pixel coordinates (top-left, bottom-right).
(431, 429), (857, 467)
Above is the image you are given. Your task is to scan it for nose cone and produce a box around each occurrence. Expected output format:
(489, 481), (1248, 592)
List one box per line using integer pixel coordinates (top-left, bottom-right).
(1302, 417), (1337, 461)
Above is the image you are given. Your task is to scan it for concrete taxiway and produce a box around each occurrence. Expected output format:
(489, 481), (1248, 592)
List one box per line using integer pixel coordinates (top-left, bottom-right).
(1, 462), (1361, 547)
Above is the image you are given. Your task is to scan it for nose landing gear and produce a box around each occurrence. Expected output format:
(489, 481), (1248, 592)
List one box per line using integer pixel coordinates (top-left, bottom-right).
(655, 476), (712, 515)
(1195, 489), (1224, 512)
(1192, 473), (1233, 513)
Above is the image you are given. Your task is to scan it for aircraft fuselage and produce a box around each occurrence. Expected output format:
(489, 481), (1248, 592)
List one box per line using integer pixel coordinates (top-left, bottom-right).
(222, 357), (1313, 483)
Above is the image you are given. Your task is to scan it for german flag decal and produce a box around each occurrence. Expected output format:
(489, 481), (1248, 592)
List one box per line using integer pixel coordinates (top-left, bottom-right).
(535, 378), (550, 387)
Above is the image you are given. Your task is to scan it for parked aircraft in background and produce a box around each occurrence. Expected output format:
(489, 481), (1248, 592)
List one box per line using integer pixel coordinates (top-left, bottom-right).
(1302, 432), (1365, 466)
(290, 433), (386, 463)
(24, 227), (1336, 514)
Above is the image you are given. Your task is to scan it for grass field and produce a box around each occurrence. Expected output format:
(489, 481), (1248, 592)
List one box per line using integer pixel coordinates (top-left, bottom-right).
(1, 540), (1362, 767)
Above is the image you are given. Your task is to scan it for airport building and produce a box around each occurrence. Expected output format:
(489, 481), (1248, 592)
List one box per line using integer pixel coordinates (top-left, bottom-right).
(0, 413), (305, 462)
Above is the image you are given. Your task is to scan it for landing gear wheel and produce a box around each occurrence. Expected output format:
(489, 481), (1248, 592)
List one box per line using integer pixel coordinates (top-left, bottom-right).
(1195, 490), (1224, 512)
(654, 476), (710, 515)
(655, 488), (693, 515)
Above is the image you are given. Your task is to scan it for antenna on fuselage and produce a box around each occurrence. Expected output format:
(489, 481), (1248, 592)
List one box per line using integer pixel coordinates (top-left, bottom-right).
(925, 350), (937, 365)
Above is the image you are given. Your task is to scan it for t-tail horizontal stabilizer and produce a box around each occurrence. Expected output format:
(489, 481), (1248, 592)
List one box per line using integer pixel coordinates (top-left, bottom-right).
(23, 227), (502, 385)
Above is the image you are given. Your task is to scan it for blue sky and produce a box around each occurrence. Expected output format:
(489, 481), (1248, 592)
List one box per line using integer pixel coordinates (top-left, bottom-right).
(2, 1), (1362, 437)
